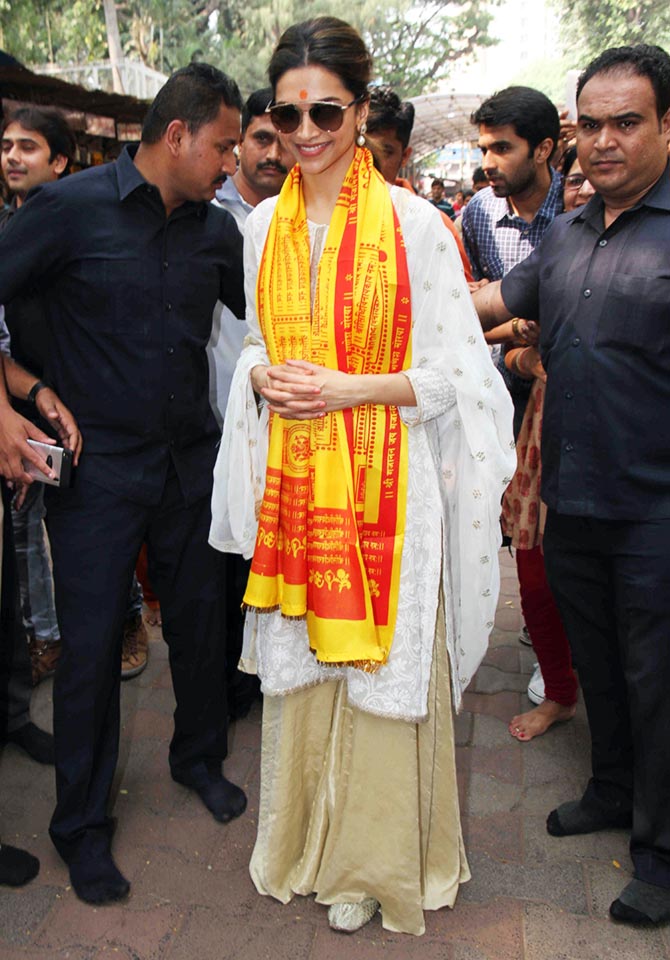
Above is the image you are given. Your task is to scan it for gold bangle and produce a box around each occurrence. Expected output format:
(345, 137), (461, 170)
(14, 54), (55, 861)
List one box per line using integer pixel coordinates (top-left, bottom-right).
(512, 318), (521, 338)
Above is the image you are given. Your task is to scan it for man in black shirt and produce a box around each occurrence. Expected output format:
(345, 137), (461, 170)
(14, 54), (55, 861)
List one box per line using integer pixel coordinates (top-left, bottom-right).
(0, 63), (246, 905)
(0, 105), (75, 761)
(1, 104), (80, 684)
(472, 45), (670, 926)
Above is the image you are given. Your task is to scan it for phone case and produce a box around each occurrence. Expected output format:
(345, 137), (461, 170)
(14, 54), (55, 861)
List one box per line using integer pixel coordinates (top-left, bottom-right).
(23, 440), (74, 488)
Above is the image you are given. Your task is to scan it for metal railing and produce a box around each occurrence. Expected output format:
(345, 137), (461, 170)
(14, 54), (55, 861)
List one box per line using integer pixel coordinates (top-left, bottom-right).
(34, 58), (167, 101)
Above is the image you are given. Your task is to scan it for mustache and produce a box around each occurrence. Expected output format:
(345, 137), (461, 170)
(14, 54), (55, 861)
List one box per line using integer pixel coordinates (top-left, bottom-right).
(257, 161), (288, 174)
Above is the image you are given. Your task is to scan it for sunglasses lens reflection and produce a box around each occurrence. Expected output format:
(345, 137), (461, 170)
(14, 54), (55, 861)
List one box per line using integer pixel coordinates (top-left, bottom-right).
(269, 105), (300, 133)
(270, 103), (345, 134)
(310, 104), (345, 131)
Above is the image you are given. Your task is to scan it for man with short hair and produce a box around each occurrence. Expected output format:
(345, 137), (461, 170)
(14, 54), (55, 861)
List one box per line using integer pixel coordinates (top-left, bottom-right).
(463, 86), (573, 727)
(462, 85), (563, 436)
(365, 86), (472, 280)
(0, 63), (247, 905)
(428, 177), (455, 218)
(0, 102), (82, 889)
(462, 86), (562, 287)
(471, 166), (488, 192)
(1, 105), (72, 198)
(473, 44), (670, 925)
(0, 106), (75, 762)
(364, 85), (414, 185)
(1, 107), (75, 679)
(216, 86), (290, 217)
(208, 87), (290, 720)
(208, 86), (290, 422)
(1, 107), (151, 683)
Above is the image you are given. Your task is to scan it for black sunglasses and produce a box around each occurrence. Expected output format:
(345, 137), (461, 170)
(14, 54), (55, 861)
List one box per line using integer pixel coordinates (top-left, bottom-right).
(266, 97), (362, 134)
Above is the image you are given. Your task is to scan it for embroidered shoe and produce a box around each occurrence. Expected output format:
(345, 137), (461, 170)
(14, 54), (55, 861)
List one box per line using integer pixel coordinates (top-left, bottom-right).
(328, 897), (380, 933)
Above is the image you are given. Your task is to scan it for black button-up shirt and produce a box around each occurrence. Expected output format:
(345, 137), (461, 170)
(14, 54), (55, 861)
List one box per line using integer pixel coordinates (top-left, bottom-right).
(0, 146), (244, 505)
(501, 164), (670, 520)
(0, 199), (51, 424)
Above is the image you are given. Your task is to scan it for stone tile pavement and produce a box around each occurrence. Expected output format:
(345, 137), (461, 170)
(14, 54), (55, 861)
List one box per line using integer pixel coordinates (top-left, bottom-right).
(1, 549), (669, 959)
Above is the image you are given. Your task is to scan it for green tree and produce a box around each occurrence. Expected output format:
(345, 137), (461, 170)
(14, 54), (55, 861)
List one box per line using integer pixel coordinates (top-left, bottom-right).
(0, 0), (107, 66)
(119, 0), (207, 73)
(359, 0), (500, 97)
(205, 0), (501, 97)
(1, 0), (500, 100)
(550, 0), (670, 62)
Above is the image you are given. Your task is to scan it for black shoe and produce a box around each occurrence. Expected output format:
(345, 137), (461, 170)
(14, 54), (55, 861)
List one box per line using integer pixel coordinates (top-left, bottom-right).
(610, 879), (670, 925)
(547, 799), (632, 837)
(69, 851), (130, 905)
(172, 764), (247, 823)
(3, 722), (55, 765)
(0, 844), (40, 886)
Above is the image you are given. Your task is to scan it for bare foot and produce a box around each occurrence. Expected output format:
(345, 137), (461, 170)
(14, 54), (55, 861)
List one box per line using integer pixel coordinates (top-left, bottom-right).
(144, 604), (162, 627)
(509, 700), (577, 741)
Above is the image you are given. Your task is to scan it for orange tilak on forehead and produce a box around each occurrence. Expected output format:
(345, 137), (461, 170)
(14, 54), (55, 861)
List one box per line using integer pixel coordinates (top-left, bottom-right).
(299, 89), (308, 100)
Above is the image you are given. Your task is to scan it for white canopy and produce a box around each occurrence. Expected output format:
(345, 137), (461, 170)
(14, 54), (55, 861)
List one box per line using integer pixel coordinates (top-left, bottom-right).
(408, 91), (486, 161)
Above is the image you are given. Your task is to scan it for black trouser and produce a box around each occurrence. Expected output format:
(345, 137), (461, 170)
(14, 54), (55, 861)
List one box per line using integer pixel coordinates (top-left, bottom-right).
(0, 481), (32, 738)
(544, 510), (670, 887)
(45, 466), (227, 862)
(222, 552), (259, 717)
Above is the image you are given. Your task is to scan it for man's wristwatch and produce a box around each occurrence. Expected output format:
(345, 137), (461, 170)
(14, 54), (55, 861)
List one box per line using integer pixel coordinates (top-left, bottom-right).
(27, 380), (48, 404)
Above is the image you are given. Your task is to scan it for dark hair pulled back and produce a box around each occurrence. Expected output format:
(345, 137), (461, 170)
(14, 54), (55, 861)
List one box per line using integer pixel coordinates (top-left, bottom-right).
(268, 17), (373, 101)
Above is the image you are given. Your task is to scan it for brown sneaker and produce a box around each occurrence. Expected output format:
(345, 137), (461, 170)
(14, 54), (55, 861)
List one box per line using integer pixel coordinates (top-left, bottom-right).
(29, 638), (62, 687)
(121, 614), (148, 680)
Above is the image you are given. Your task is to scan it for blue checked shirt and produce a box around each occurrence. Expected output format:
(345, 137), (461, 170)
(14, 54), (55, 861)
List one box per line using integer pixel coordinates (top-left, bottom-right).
(461, 168), (563, 281)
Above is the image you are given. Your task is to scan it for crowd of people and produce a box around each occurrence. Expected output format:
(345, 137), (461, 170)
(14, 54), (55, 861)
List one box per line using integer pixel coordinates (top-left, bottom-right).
(0, 13), (669, 937)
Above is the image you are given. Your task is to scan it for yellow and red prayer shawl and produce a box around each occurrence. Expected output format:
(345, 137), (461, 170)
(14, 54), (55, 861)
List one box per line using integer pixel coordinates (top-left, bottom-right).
(244, 148), (412, 671)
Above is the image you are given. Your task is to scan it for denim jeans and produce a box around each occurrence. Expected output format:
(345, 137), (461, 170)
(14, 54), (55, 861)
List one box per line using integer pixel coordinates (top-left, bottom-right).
(11, 480), (60, 645)
(1, 482), (31, 733)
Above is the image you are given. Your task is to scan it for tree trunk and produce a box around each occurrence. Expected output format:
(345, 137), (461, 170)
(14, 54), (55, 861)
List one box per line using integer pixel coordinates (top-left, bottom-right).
(103, 0), (124, 94)
(45, 8), (54, 64)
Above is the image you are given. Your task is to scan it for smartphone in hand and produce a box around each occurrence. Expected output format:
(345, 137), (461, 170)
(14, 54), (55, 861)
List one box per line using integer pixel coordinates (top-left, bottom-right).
(23, 438), (74, 487)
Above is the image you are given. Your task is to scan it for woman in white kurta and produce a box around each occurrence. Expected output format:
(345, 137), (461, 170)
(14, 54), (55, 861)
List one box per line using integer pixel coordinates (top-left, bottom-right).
(210, 17), (515, 936)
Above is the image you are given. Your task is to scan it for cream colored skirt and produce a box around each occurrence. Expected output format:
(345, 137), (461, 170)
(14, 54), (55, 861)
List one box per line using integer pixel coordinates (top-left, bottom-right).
(249, 603), (470, 936)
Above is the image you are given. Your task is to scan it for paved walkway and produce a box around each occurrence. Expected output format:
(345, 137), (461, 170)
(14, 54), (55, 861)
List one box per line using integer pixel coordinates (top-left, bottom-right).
(1, 550), (669, 959)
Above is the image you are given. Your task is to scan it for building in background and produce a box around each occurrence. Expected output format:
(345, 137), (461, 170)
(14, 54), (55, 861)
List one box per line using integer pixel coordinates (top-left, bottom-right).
(454, 0), (560, 95)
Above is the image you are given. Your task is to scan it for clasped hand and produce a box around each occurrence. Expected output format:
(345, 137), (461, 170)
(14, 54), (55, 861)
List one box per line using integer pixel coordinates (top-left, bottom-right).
(255, 359), (356, 420)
